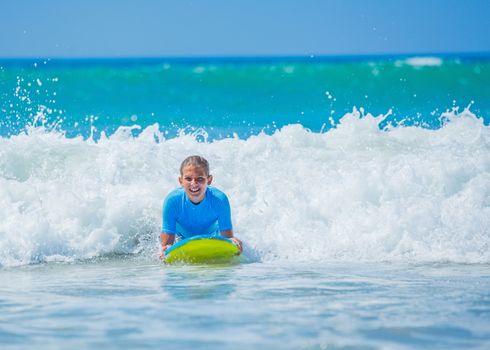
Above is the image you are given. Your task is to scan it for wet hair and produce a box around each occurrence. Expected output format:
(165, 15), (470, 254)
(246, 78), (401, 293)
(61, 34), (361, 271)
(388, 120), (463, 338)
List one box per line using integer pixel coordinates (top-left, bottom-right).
(180, 155), (210, 176)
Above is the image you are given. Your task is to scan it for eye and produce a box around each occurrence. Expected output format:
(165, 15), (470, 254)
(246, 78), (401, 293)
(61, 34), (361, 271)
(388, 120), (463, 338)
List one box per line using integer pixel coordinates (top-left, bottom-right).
(196, 177), (206, 183)
(184, 177), (192, 182)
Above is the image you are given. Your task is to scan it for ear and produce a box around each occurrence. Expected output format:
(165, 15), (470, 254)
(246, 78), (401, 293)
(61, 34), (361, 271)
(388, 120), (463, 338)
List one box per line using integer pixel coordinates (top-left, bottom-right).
(207, 175), (213, 185)
(178, 176), (183, 186)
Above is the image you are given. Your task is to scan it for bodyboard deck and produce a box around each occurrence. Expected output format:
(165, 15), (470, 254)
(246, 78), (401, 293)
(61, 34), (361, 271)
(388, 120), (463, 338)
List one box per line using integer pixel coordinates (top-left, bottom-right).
(164, 235), (240, 264)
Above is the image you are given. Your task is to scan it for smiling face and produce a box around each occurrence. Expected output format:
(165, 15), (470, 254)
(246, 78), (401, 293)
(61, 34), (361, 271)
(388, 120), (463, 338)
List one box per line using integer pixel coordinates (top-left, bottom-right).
(179, 165), (213, 204)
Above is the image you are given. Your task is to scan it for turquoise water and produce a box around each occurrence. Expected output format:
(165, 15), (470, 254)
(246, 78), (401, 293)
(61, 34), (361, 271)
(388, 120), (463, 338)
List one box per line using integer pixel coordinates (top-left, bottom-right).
(1, 55), (489, 139)
(1, 55), (489, 349)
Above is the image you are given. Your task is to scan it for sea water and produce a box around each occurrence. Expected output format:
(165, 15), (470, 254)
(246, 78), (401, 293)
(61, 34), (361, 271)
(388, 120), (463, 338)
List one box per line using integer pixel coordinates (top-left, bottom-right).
(0, 56), (489, 349)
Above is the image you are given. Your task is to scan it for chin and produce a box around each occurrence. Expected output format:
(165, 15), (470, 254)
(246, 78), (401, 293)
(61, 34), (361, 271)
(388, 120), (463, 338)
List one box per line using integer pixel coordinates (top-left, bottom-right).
(188, 193), (203, 202)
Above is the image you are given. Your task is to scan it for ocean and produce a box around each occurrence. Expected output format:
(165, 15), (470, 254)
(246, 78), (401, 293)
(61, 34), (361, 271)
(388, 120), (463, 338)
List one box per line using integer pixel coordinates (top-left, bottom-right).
(0, 55), (489, 349)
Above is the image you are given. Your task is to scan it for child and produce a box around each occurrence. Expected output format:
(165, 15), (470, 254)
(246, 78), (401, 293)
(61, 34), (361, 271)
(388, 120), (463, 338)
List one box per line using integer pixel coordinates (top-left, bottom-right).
(160, 155), (242, 258)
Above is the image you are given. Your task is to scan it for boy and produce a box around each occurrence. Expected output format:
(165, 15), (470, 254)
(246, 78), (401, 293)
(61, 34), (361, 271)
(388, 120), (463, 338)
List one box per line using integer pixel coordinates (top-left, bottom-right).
(160, 155), (242, 258)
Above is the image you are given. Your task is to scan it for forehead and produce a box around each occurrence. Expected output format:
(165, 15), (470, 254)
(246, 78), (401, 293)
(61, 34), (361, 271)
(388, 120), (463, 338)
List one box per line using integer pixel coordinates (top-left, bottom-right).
(181, 165), (207, 176)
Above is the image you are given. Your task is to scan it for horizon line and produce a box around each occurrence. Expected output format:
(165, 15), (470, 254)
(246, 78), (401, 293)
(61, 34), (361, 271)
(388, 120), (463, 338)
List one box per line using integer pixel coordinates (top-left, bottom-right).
(1, 51), (490, 62)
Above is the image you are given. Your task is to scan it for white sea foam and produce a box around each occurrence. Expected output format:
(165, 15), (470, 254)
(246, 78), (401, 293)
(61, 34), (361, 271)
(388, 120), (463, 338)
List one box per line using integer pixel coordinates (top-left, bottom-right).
(397, 56), (444, 67)
(0, 110), (489, 266)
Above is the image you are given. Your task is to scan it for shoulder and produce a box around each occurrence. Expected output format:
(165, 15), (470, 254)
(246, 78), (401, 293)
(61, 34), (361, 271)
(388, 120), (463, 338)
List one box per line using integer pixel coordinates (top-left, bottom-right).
(207, 186), (229, 201)
(207, 187), (232, 219)
(164, 188), (185, 205)
(207, 187), (230, 208)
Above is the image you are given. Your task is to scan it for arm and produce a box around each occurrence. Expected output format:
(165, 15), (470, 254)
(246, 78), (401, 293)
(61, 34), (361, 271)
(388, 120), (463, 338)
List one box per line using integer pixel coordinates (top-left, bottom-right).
(160, 232), (175, 259)
(161, 192), (179, 259)
(220, 229), (242, 255)
(215, 191), (242, 254)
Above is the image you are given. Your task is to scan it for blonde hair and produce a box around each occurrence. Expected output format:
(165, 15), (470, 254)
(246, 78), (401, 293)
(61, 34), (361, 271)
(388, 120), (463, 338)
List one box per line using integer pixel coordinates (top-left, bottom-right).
(180, 155), (210, 176)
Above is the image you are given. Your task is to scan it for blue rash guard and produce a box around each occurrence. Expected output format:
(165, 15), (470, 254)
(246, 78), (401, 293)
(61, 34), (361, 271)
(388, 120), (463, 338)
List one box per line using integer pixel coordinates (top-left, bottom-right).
(162, 187), (233, 239)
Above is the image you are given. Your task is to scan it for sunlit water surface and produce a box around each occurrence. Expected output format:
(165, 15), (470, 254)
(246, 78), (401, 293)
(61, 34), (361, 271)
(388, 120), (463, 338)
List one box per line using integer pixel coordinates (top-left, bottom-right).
(1, 259), (489, 350)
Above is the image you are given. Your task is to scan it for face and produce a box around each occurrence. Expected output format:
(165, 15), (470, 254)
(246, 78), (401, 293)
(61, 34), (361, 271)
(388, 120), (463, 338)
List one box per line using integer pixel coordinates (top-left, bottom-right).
(179, 165), (213, 203)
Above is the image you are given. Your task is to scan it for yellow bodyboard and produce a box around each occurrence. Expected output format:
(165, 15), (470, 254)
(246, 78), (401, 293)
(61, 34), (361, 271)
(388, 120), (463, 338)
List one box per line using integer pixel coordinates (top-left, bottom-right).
(164, 235), (240, 264)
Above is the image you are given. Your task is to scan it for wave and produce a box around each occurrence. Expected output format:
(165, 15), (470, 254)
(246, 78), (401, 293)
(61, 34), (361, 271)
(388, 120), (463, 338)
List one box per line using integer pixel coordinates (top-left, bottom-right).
(0, 109), (489, 266)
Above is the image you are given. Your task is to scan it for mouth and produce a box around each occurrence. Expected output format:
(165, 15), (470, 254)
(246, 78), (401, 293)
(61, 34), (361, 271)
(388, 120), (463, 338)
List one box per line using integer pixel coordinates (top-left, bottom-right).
(189, 186), (201, 195)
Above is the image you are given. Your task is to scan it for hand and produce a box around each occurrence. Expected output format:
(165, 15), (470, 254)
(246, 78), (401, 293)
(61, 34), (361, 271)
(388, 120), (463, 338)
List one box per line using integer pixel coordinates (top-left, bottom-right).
(160, 244), (171, 261)
(229, 237), (243, 255)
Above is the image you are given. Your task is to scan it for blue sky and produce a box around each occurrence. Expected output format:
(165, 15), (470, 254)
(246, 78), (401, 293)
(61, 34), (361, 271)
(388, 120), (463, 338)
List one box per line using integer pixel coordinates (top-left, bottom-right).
(1, 0), (489, 58)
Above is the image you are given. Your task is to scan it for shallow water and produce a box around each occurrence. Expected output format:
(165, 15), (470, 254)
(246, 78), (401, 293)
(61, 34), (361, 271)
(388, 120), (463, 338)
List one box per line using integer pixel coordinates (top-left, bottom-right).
(1, 259), (489, 349)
